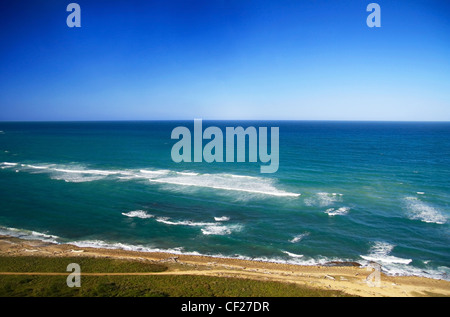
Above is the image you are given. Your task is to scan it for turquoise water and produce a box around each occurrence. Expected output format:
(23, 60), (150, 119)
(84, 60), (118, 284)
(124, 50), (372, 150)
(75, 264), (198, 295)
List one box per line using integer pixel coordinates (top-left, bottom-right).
(0, 121), (449, 280)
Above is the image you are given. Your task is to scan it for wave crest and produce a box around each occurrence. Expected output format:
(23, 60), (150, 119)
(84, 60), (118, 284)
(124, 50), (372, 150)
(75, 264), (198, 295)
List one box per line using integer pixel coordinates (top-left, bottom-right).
(1, 161), (300, 198)
(122, 210), (154, 219)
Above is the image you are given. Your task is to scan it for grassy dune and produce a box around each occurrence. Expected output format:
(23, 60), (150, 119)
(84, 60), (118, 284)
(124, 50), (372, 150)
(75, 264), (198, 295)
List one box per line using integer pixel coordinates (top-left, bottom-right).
(0, 256), (350, 297)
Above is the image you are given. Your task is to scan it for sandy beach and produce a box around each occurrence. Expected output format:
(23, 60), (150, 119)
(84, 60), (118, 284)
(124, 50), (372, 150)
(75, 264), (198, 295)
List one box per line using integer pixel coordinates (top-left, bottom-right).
(0, 235), (449, 297)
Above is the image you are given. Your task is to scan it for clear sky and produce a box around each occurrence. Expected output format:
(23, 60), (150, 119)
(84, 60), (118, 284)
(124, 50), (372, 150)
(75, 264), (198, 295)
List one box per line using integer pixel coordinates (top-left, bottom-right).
(0, 0), (449, 121)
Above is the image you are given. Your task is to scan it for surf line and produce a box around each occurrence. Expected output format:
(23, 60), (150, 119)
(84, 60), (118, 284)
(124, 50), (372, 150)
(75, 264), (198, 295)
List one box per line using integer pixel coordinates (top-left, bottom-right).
(170, 119), (279, 173)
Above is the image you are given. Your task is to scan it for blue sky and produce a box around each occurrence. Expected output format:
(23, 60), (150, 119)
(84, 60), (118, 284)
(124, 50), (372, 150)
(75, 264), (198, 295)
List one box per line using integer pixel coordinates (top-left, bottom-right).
(0, 0), (449, 121)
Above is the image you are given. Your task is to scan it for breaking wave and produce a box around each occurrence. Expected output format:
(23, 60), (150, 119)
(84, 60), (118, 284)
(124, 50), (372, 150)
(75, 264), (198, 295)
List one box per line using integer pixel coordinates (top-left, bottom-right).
(0, 226), (60, 244)
(155, 216), (242, 236)
(360, 241), (412, 265)
(282, 251), (304, 258)
(1, 161), (300, 198)
(122, 210), (154, 219)
(214, 216), (230, 222)
(358, 241), (450, 280)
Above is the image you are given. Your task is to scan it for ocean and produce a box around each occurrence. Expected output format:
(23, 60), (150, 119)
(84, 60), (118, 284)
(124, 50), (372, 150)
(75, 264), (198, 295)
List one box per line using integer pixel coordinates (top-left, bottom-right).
(0, 121), (449, 280)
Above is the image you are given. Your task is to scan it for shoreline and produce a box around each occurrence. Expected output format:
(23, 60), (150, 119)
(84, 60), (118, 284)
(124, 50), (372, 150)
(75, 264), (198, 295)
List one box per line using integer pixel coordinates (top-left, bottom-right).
(1, 235), (449, 297)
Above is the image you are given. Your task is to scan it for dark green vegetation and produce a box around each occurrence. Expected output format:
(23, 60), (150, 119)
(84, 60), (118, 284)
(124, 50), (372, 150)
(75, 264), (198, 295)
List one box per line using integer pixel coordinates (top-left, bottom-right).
(0, 256), (351, 297)
(0, 256), (167, 273)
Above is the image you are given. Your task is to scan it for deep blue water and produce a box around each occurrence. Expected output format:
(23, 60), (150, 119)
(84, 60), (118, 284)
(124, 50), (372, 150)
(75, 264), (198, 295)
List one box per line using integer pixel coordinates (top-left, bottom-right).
(0, 121), (449, 279)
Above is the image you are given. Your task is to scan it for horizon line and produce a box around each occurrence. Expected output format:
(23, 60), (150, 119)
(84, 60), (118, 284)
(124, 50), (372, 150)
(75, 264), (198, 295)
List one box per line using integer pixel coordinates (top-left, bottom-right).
(1, 119), (450, 123)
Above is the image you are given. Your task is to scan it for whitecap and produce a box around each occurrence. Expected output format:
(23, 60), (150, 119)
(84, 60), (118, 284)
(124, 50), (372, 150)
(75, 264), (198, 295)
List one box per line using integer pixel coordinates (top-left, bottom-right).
(155, 217), (242, 236)
(282, 251), (304, 258)
(201, 225), (232, 235)
(404, 196), (446, 224)
(176, 171), (199, 176)
(155, 217), (216, 227)
(214, 216), (230, 222)
(122, 210), (154, 219)
(325, 207), (350, 216)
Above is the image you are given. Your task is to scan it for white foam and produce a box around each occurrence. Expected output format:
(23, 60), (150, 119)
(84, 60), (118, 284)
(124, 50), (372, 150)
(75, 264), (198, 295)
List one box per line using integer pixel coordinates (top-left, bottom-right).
(156, 217), (216, 227)
(214, 216), (230, 222)
(53, 168), (120, 175)
(14, 163), (132, 183)
(5, 161), (300, 198)
(0, 162), (18, 167)
(305, 192), (343, 207)
(70, 240), (159, 253)
(325, 207), (350, 216)
(289, 232), (310, 243)
(377, 263), (450, 280)
(155, 217), (242, 236)
(139, 169), (170, 176)
(0, 226), (59, 244)
(282, 251), (304, 258)
(122, 210), (154, 219)
(243, 254), (350, 267)
(416, 192), (425, 195)
(360, 242), (412, 265)
(176, 171), (199, 176)
(201, 225), (232, 235)
(23, 164), (51, 169)
(360, 254), (412, 265)
(69, 239), (210, 256)
(16, 164), (111, 182)
(149, 173), (300, 197)
(224, 174), (258, 179)
(211, 224), (242, 236)
(404, 197), (446, 224)
(53, 174), (106, 183)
